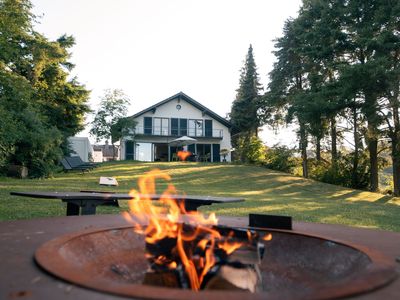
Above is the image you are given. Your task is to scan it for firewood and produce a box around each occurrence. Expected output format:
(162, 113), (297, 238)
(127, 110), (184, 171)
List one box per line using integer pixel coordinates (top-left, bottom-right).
(204, 265), (261, 292)
(143, 270), (181, 288)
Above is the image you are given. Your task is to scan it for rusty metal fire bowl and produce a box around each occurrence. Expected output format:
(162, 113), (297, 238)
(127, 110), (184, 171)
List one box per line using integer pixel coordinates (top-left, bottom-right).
(35, 225), (397, 300)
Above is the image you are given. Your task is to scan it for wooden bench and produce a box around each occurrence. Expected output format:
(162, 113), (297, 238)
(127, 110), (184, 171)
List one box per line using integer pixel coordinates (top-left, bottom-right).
(10, 191), (245, 216)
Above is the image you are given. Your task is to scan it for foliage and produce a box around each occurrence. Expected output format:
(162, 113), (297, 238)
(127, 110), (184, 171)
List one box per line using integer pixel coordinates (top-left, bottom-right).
(308, 154), (369, 190)
(0, 0), (90, 177)
(110, 117), (137, 144)
(90, 89), (133, 143)
(230, 44), (263, 137)
(234, 135), (265, 164)
(308, 151), (387, 190)
(261, 0), (400, 194)
(264, 145), (297, 173)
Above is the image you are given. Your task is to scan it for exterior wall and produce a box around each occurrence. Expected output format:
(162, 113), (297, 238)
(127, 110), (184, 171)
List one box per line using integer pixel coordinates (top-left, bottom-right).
(121, 96), (231, 162)
(67, 137), (93, 162)
(92, 150), (103, 163)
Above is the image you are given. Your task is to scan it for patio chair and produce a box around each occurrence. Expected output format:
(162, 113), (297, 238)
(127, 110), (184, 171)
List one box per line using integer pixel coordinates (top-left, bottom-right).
(200, 153), (211, 162)
(61, 158), (91, 173)
(66, 156), (98, 169)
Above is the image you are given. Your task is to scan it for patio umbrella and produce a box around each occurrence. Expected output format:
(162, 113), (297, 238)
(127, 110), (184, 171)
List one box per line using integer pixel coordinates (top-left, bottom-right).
(168, 136), (197, 147)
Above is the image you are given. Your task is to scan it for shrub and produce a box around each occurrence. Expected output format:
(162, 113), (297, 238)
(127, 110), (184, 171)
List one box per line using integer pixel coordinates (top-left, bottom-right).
(264, 145), (298, 173)
(234, 135), (266, 164)
(308, 152), (372, 189)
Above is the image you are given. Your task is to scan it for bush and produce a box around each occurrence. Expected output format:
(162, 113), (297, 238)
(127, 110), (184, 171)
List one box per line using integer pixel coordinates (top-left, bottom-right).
(234, 135), (265, 164)
(8, 111), (63, 178)
(308, 152), (371, 189)
(264, 145), (298, 173)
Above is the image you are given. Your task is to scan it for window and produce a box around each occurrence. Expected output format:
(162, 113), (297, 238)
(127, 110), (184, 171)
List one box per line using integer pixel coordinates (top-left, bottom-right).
(153, 118), (169, 135)
(144, 117), (152, 134)
(189, 119), (203, 137)
(171, 118), (179, 136)
(179, 119), (188, 136)
(205, 120), (213, 137)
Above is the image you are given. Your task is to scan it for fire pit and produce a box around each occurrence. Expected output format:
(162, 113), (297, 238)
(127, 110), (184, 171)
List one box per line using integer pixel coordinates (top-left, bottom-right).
(35, 223), (397, 300)
(31, 169), (398, 299)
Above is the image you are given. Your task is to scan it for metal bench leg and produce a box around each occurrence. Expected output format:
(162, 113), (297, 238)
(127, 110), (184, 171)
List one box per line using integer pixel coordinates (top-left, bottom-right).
(183, 202), (202, 212)
(81, 202), (97, 215)
(66, 202), (80, 216)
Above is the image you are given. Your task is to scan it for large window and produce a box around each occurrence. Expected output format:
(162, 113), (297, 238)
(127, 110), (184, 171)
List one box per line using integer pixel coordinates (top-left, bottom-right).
(153, 118), (169, 135)
(189, 119), (203, 137)
(171, 118), (188, 136)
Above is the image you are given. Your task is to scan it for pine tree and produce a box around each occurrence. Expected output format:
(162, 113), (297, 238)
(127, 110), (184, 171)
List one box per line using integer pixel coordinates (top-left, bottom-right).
(230, 45), (263, 137)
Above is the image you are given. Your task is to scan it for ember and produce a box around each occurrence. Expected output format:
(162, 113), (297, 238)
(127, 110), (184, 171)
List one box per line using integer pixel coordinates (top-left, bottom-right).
(122, 169), (271, 291)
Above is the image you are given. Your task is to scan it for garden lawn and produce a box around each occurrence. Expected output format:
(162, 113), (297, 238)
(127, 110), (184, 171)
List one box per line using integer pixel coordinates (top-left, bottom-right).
(1, 161), (399, 231)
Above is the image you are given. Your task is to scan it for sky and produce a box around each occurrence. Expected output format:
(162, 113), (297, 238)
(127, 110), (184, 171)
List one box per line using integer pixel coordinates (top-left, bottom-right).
(31, 0), (302, 145)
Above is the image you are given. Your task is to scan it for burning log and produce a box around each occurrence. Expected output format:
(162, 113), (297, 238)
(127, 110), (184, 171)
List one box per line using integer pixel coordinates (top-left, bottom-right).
(203, 265), (261, 292)
(143, 224), (268, 292)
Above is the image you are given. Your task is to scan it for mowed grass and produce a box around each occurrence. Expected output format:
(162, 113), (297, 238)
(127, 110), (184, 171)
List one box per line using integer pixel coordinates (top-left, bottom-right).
(1, 161), (399, 231)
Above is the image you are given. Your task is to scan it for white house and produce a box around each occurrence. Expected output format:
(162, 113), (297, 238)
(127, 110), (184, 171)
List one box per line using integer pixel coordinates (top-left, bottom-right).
(67, 137), (93, 162)
(120, 92), (232, 162)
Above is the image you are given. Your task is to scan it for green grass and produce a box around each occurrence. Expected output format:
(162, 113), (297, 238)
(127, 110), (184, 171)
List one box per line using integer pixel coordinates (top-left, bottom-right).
(1, 161), (399, 231)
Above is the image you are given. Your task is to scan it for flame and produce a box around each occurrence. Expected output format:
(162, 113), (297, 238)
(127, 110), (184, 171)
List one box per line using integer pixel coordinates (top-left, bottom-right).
(122, 169), (267, 291)
(263, 233), (272, 241)
(177, 151), (191, 161)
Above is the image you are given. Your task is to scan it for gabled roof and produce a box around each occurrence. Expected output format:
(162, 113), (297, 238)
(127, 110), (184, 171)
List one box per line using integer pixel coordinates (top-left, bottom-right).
(131, 92), (231, 127)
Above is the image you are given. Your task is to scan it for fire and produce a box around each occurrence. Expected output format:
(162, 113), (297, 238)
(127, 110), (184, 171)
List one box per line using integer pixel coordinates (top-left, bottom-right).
(122, 169), (269, 291)
(177, 150), (191, 161)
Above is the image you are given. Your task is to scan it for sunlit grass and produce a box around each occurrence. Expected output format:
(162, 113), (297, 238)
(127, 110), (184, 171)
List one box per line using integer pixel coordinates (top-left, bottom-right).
(1, 160), (399, 231)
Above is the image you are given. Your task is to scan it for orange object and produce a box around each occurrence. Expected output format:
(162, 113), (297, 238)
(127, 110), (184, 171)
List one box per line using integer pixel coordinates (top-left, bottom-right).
(177, 150), (191, 161)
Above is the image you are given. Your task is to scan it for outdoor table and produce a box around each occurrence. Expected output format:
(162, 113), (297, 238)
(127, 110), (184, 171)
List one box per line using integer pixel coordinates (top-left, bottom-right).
(0, 214), (399, 300)
(10, 191), (245, 216)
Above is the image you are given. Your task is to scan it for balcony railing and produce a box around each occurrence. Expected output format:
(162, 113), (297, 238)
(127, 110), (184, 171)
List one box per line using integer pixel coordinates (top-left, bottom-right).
(133, 126), (223, 138)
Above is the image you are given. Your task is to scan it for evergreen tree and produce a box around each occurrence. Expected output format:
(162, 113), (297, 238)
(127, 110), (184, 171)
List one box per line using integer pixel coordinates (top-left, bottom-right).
(263, 0), (400, 194)
(263, 18), (311, 177)
(230, 45), (263, 138)
(230, 45), (263, 163)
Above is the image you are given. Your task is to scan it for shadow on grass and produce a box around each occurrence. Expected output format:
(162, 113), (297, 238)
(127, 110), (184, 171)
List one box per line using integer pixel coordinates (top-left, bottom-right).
(1, 161), (399, 231)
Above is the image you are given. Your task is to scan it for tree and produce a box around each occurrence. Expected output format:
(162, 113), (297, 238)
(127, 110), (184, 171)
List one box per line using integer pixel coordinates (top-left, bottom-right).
(230, 45), (263, 163)
(0, 0), (90, 177)
(263, 18), (311, 177)
(230, 45), (263, 137)
(262, 0), (400, 194)
(90, 89), (136, 160)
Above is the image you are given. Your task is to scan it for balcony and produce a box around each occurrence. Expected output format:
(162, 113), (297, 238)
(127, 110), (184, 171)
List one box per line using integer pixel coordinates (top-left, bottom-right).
(133, 126), (223, 138)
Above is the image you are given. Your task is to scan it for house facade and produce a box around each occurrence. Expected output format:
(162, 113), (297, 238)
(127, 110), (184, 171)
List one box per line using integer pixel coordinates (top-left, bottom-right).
(120, 92), (231, 162)
(67, 137), (93, 162)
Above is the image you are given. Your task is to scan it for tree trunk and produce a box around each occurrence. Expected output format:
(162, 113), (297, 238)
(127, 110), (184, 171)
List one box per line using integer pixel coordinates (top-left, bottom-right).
(367, 125), (379, 192)
(330, 117), (337, 164)
(315, 137), (321, 161)
(364, 92), (379, 192)
(392, 138), (400, 196)
(112, 143), (116, 160)
(351, 107), (359, 188)
(299, 122), (308, 178)
(391, 96), (400, 196)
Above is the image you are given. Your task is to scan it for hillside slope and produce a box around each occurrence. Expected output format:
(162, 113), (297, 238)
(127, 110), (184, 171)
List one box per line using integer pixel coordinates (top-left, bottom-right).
(1, 161), (399, 231)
